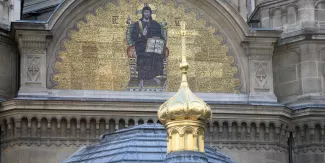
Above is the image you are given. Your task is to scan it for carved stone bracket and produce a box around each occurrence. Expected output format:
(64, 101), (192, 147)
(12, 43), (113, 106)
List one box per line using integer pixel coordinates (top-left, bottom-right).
(15, 31), (53, 95)
(242, 32), (281, 103)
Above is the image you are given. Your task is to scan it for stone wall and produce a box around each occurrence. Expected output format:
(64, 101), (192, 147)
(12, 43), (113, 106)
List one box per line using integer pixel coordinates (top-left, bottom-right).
(0, 99), (293, 163)
(250, 0), (325, 33)
(0, 31), (17, 101)
(2, 99), (324, 163)
(0, 0), (20, 101)
(292, 109), (325, 163)
(274, 41), (325, 106)
(2, 1), (324, 163)
(250, 0), (325, 107)
(207, 119), (290, 163)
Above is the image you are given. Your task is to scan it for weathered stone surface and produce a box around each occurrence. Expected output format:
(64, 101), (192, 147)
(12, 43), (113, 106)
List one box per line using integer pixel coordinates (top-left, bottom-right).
(302, 78), (321, 94)
(0, 0), (21, 30)
(293, 153), (325, 163)
(0, 32), (18, 101)
(274, 41), (325, 105)
(275, 81), (301, 98)
(0, 97), (293, 163)
(0, 1), (324, 163)
(300, 61), (318, 78)
(276, 65), (297, 83)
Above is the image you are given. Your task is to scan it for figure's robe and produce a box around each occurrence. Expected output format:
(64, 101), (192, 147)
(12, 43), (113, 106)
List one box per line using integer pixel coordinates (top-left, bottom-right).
(131, 20), (165, 80)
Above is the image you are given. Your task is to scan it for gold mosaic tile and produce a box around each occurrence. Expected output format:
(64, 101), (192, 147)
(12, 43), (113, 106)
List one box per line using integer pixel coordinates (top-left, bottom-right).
(54, 0), (239, 93)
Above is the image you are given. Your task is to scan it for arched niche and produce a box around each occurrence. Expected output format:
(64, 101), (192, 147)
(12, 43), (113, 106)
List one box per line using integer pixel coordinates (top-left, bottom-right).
(286, 5), (298, 25)
(316, 1), (325, 22)
(272, 9), (283, 29)
(46, 0), (249, 93)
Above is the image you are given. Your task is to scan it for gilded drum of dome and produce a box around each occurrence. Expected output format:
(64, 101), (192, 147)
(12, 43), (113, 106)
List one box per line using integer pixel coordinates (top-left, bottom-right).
(53, 0), (239, 93)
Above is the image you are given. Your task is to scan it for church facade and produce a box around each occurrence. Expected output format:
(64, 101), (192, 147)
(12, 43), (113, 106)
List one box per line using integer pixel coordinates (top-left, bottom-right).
(0, 0), (325, 163)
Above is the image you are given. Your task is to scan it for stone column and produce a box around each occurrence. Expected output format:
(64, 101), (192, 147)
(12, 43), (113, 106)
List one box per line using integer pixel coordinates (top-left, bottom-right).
(16, 31), (52, 96)
(243, 30), (281, 103)
(298, 0), (316, 29)
(0, 0), (20, 30)
(0, 1), (4, 20)
(239, 0), (248, 21)
(260, 9), (270, 28)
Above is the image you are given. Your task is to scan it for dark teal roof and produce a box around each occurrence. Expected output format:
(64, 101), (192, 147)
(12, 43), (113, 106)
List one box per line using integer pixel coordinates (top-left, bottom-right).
(64, 124), (235, 163)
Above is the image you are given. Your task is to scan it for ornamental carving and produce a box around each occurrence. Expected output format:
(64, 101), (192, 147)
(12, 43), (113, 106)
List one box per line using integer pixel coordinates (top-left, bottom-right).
(27, 56), (41, 82)
(255, 63), (268, 89)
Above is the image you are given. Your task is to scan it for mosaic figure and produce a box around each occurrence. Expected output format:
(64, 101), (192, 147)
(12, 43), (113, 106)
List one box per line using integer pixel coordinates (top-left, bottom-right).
(127, 5), (168, 89)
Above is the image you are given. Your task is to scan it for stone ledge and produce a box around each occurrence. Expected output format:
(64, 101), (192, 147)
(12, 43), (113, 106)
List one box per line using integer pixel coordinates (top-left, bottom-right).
(1, 137), (98, 149)
(294, 144), (325, 154)
(282, 94), (325, 110)
(15, 89), (283, 106)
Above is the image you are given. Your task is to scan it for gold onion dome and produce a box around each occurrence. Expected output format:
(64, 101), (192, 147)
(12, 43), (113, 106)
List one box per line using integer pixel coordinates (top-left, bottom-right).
(158, 32), (212, 152)
(157, 61), (212, 124)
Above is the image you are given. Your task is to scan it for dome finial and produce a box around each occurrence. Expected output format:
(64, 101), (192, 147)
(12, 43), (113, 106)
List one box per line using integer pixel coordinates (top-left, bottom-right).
(157, 21), (212, 153)
(180, 21), (189, 88)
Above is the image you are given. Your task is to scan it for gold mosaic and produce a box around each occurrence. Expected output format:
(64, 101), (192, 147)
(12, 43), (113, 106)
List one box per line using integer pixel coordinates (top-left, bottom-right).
(53, 0), (240, 93)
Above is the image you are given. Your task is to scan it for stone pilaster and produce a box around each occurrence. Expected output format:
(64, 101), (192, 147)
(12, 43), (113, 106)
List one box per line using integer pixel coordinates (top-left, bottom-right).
(0, 30), (18, 101)
(15, 31), (52, 96)
(297, 0), (317, 30)
(0, 0), (21, 30)
(260, 9), (270, 28)
(243, 30), (281, 103)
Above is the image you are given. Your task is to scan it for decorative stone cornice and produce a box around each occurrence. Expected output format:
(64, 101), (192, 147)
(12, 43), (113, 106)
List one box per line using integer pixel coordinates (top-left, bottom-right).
(1, 138), (97, 149)
(209, 142), (288, 153)
(1, 98), (324, 160)
(242, 39), (277, 58)
(294, 144), (325, 154)
(15, 31), (52, 55)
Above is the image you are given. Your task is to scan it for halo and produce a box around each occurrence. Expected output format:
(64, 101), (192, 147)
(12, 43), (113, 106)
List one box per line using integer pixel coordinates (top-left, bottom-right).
(136, 3), (157, 20)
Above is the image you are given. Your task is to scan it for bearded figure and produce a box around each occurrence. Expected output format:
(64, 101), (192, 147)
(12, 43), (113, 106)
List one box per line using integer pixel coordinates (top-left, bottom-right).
(129, 6), (166, 88)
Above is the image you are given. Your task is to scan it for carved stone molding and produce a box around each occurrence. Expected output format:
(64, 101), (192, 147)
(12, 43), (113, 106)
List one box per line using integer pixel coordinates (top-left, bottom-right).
(17, 33), (52, 54)
(249, 55), (272, 60)
(22, 48), (47, 54)
(27, 56), (41, 82)
(242, 36), (279, 102)
(209, 142), (288, 153)
(15, 31), (53, 94)
(1, 138), (97, 149)
(293, 144), (325, 154)
(0, 99), (293, 160)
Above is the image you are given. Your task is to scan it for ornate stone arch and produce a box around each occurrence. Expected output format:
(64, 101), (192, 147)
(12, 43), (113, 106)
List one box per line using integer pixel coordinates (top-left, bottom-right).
(45, 0), (250, 93)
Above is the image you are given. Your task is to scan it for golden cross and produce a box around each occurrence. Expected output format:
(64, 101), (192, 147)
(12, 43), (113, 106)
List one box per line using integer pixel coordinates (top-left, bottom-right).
(179, 21), (189, 87)
(180, 21), (187, 63)
(178, 21), (198, 87)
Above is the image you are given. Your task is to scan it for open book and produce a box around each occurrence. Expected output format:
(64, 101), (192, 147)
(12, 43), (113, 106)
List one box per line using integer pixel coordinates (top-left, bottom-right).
(145, 38), (165, 55)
